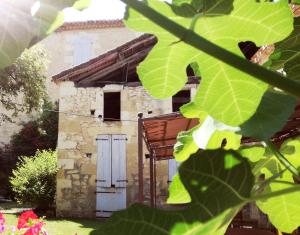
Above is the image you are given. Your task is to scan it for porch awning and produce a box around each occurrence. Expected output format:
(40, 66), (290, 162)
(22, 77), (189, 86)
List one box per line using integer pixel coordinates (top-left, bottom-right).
(141, 103), (300, 161)
(141, 112), (199, 160)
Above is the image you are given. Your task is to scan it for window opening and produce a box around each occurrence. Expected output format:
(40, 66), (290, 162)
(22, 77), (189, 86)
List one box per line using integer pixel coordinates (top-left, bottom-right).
(172, 90), (191, 112)
(104, 92), (121, 121)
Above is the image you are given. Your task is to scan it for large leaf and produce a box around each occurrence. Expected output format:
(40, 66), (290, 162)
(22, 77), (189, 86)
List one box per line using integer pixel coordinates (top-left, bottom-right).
(171, 116), (241, 204)
(267, 16), (300, 82)
(239, 90), (297, 140)
(252, 138), (300, 233)
(97, 149), (254, 234)
(174, 124), (200, 162)
(239, 146), (265, 164)
(167, 173), (191, 204)
(0, 0), (90, 69)
(192, 115), (241, 150)
(180, 102), (206, 119)
(172, 0), (234, 16)
(125, 0), (293, 126)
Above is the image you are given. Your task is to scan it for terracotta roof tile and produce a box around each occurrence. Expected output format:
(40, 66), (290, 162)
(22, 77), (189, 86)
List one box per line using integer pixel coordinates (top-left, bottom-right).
(52, 34), (157, 82)
(56, 20), (124, 32)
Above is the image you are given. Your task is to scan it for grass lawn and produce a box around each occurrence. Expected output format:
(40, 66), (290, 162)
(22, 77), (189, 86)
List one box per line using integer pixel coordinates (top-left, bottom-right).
(3, 214), (104, 235)
(1, 202), (105, 235)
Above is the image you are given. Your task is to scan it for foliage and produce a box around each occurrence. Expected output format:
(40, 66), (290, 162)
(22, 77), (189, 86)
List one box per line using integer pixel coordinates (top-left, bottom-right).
(10, 150), (58, 210)
(125, 0), (293, 126)
(0, 46), (48, 123)
(0, 210), (47, 235)
(2, 0), (300, 234)
(10, 101), (59, 158)
(97, 149), (253, 235)
(243, 138), (300, 233)
(266, 16), (300, 80)
(0, 0), (91, 69)
(0, 102), (58, 198)
(96, 0), (300, 234)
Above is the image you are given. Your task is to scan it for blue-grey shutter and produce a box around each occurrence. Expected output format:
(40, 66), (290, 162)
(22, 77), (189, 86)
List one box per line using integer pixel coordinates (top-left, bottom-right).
(96, 135), (111, 187)
(112, 134), (127, 188)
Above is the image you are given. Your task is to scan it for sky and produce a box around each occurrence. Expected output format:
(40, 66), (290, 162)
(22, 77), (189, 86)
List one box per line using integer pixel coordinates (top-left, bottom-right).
(64, 0), (172, 22)
(64, 0), (127, 22)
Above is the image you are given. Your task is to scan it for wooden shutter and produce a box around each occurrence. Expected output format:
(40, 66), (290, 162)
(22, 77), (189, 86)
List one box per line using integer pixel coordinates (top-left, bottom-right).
(168, 159), (179, 183)
(96, 135), (111, 187)
(112, 134), (127, 187)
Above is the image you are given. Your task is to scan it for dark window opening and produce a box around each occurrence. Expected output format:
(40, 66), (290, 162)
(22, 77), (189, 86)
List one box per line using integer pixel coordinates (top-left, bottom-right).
(126, 69), (140, 83)
(172, 90), (191, 112)
(239, 41), (260, 60)
(104, 92), (121, 121)
(186, 65), (195, 77)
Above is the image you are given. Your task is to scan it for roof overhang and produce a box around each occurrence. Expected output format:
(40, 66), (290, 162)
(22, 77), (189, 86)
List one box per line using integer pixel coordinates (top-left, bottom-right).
(141, 103), (300, 161)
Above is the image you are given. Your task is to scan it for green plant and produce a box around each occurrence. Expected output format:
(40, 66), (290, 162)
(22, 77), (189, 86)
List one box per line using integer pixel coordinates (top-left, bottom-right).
(10, 101), (59, 158)
(92, 0), (300, 234)
(2, 0), (300, 234)
(0, 45), (48, 123)
(10, 150), (58, 210)
(0, 101), (58, 198)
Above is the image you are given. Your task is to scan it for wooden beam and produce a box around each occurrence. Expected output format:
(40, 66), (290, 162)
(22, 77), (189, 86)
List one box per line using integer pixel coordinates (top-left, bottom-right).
(138, 113), (144, 203)
(76, 49), (151, 85)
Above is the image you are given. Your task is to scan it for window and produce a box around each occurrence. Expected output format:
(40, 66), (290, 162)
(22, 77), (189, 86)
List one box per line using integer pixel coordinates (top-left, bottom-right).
(172, 90), (191, 112)
(104, 92), (121, 121)
(239, 41), (259, 60)
(73, 36), (92, 66)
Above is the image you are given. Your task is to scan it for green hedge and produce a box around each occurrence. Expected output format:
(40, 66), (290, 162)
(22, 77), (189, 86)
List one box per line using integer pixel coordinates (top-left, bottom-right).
(10, 150), (58, 209)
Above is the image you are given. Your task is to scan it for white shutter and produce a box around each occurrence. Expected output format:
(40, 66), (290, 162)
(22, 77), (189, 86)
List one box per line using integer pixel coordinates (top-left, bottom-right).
(168, 159), (180, 183)
(112, 134), (127, 188)
(96, 135), (112, 187)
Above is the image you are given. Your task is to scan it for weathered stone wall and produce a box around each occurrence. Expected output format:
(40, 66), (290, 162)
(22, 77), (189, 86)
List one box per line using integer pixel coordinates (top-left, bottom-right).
(0, 26), (139, 146)
(56, 81), (197, 218)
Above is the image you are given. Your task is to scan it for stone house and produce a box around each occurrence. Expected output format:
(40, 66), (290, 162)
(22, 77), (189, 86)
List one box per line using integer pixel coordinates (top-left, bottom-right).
(53, 34), (199, 218)
(0, 20), (140, 146)
(52, 30), (300, 221)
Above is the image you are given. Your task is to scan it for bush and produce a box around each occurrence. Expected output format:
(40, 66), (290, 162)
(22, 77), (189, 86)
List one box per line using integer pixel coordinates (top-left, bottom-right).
(0, 101), (58, 198)
(10, 150), (58, 210)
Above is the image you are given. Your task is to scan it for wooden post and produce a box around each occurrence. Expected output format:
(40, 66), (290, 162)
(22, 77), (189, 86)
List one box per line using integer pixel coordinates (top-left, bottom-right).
(153, 158), (157, 208)
(150, 155), (154, 207)
(138, 113), (144, 203)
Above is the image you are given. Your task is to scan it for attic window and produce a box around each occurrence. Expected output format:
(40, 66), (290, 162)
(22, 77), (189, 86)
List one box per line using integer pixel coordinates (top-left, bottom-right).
(172, 90), (191, 112)
(104, 92), (121, 121)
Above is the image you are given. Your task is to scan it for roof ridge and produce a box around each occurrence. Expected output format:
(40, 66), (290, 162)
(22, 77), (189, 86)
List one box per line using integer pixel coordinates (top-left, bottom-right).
(56, 19), (124, 32)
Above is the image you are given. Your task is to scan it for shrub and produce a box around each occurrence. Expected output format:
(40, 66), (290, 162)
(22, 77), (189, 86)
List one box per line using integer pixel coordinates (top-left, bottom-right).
(0, 101), (58, 198)
(10, 150), (58, 210)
